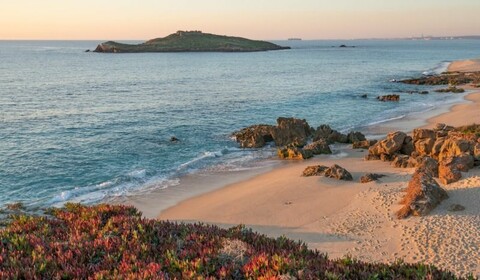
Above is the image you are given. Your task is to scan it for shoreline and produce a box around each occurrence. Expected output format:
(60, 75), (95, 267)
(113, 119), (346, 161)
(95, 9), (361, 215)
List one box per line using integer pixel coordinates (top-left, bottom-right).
(122, 60), (480, 276)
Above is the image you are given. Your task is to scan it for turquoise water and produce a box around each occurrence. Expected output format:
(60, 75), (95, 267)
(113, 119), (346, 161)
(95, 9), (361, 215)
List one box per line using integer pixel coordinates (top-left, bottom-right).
(1, 39), (479, 208)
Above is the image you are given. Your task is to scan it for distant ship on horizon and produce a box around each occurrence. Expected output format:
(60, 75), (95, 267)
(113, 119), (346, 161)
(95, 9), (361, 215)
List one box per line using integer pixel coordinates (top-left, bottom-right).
(288, 38), (302, 41)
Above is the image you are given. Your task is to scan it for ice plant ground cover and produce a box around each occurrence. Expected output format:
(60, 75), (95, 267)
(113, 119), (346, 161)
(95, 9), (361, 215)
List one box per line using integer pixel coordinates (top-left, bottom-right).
(0, 204), (473, 279)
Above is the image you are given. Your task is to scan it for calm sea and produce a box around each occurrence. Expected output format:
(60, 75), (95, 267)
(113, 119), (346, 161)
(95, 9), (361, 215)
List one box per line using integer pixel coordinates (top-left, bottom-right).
(1, 39), (479, 208)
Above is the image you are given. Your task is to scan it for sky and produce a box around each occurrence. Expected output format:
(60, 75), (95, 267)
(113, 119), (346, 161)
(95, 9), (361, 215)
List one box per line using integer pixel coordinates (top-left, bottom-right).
(1, 0), (480, 40)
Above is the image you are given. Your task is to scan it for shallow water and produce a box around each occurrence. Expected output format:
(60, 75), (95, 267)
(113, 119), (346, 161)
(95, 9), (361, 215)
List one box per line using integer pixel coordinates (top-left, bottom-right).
(1, 39), (479, 208)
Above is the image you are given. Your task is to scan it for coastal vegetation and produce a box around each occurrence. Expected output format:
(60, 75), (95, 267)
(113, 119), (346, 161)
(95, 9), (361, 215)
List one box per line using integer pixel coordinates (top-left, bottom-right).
(0, 203), (468, 279)
(93, 31), (290, 53)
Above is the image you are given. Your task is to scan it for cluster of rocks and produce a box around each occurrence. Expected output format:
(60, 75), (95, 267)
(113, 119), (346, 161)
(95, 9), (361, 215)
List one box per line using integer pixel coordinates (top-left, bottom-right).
(377, 94), (400, 102)
(401, 71), (480, 86)
(302, 164), (353, 181)
(233, 117), (366, 160)
(434, 87), (465, 93)
(366, 124), (479, 185)
(360, 173), (386, 183)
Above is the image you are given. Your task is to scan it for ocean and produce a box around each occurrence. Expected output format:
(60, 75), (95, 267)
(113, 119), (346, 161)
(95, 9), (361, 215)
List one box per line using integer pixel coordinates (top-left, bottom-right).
(1, 39), (479, 209)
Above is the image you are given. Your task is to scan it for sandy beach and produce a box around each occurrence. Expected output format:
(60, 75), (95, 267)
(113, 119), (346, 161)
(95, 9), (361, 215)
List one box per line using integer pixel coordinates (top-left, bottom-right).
(145, 60), (480, 277)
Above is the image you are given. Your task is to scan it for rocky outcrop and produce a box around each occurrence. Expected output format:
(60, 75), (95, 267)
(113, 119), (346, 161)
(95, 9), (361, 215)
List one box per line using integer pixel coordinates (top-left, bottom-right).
(277, 146), (313, 160)
(366, 124), (478, 183)
(434, 87), (465, 93)
(302, 165), (328, 177)
(377, 95), (400, 102)
(324, 164), (353, 181)
(360, 173), (386, 183)
(234, 118), (371, 160)
(272, 117), (312, 147)
(396, 171), (449, 219)
(353, 140), (377, 149)
(400, 71), (480, 86)
(303, 139), (332, 155)
(448, 204), (465, 212)
(416, 156), (439, 178)
(368, 131), (407, 157)
(233, 125), (275, 148)
(391, 155), (416, 168)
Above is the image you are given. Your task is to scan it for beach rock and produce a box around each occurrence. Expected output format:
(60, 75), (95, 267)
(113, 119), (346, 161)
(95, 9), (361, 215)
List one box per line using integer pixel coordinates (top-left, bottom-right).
(313, 125), (348, 144)
(364, 154), (380, 161)
(448, 204), (466, 212)
(400, 72), (480, 86)
(412, 129), (435, 142)
(303, 139), (332, 155)
(324, 164), (353, 181)
(272, 117), (312, 147)
(474, 143), (480, 163)
(368, 131), (407, 156)
(233, 125), (275, 148)
(277, 146), (313, 160)
(170, 136), (180, 142)
(302, 165), (328, 177)
(416, 156), (439, 178)
(380, 154), (394, 162)
(400, 136), (414, 156)
(353, 139), (377, 149)
(414, 137), (436, 157)
(438, 138), (471, 162)
(439, 157), (463, 184)
(396, 171), (449, 219)
(377, 94), (400, 102)
(360, 94), (368, 98)
(434, 87), (465, 93)
(392, 155), (415, 168)
(347, 131), (366, 143)
(431, 138), (446, 158)
(360, 173), (386, 183)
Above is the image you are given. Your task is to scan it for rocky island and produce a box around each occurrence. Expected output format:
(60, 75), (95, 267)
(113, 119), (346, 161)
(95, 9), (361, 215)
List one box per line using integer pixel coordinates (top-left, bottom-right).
(94, 30), (290, 53)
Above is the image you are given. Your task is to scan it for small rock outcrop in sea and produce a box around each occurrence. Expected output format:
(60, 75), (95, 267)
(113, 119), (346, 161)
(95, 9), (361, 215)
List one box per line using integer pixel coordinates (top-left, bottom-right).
(277, 146), (313, 160)
(233, 125), (275, 148)
(233, 117), (369, 160)
(272, 117), (312, 147)
(360, 173), (386, 183)
(170, 136), (180, 142)
(324, 164), (353, 181)
(396, 170), (449, 219)
(366, 124), (479, 184)
(435, 87), (465, 93)
(377, 94), (400, 102)
(401, 71), (480, 86)
(302, 165), (328, 177)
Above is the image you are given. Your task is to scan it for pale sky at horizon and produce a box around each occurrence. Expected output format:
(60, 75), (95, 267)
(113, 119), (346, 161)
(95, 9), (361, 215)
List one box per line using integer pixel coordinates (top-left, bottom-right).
(1, 0), (480, 40)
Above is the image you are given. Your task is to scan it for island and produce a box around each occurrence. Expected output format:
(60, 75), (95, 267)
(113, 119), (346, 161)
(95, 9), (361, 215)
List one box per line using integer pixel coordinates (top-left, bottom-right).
(93, 31), (290, 53)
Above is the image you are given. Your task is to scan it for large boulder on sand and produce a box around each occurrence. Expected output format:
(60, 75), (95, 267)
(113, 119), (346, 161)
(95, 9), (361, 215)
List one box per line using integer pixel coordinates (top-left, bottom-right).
(303, 139), (332, 155)
(396, 171), (449, 219)
(324, 164), (353, 181)
(233, 125), (274, 148)
(272, 117), (312, 147)
(277, 146), (313, 160)
(302, 165), (328, 177)
(391, 155), (416, 168)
